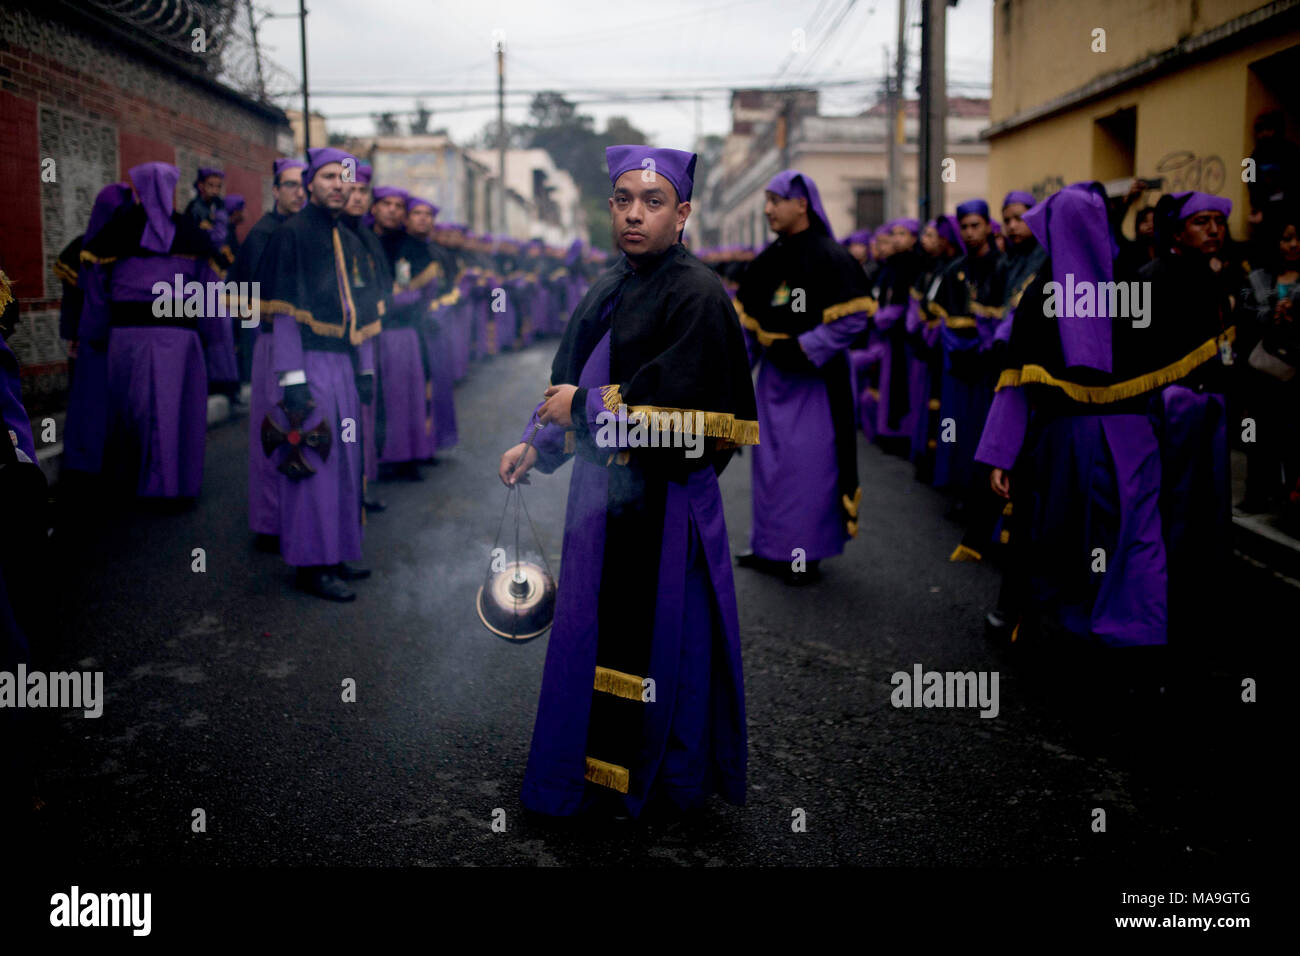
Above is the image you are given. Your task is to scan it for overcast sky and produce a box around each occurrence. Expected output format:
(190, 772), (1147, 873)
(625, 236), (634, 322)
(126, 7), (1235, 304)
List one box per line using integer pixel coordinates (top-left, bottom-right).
(254, 0), (993, 148)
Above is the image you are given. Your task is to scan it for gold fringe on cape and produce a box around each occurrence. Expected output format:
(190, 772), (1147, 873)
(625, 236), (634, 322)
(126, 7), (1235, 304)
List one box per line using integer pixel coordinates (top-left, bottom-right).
(598, 384), (760, 446)
(52, 260), (79, 287)
(842, 486), (862, 519)
(736, 297), (876, 348)
(584, 757), (630, 793)
(950, 543), (982, 562)
(593, 666), (645, 701)
(996, 328), (1236, 403)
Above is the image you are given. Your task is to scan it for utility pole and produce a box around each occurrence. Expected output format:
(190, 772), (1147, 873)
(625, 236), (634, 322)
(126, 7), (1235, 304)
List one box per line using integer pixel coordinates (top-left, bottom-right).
(245, 0), (266, 101)
(496, 40), (507, 235)
(298, 0), (310, 151)
(884, 44), (896, 220)
(918, 0), (947, 222)
(893, 0), (907, 220)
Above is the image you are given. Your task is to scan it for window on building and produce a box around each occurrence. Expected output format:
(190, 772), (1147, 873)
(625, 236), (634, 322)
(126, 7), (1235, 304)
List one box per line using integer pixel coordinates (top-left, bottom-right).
(855, 185), (885, 230)
(1093, 106), (1137, 192)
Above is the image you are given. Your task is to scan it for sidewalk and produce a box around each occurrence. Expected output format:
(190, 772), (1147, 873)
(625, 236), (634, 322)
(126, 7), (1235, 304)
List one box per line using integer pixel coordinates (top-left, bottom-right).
(1230, 448), (1300, 584)
(32, 383), (252, 487)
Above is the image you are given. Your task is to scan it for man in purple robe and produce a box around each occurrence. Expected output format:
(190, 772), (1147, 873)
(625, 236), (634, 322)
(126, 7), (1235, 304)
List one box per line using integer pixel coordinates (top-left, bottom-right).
(734, 170), (874, 584)
(253, 148), (380, 601)
(339, 164), (388, 513)
(933, 198), (1009, 529)
(907, 215), (964, 482)
(1140, 191), (1237, 647)
(87, 162), (225, 502)
(58, 182), (133, 479)
(870, 217), (923, 451)
(185, 166), (230, 258)
(240, 157), (308, 549)
(976, 182), (1167, 647)
(406, 197), (459, 455)
(497, 144), (758, 819)
(371, 186), (436, 479)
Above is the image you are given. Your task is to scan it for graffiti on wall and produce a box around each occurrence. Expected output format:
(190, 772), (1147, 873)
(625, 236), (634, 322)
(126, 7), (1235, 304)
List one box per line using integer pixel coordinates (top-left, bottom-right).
(1153, 150), (1226, 195)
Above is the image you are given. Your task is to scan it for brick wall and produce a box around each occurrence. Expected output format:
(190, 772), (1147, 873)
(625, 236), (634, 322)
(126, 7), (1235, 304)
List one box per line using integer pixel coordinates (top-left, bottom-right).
(0, 5), (289, 415)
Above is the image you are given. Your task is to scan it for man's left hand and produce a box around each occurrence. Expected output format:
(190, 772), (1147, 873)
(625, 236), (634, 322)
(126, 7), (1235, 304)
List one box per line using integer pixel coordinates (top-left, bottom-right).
(539, 384), (578, 428)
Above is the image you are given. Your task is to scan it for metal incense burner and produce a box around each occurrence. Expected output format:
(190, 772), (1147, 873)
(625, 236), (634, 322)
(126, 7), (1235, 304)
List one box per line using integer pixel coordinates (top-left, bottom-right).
(476, 423), (557, 643)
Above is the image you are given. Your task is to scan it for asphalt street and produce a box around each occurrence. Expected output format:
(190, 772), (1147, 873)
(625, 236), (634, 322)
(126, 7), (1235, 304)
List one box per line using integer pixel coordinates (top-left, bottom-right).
(24, 341), (1276, 866)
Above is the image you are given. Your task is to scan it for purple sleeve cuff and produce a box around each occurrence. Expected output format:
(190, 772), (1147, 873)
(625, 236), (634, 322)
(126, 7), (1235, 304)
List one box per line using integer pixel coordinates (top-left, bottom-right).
(798, 309), (871, 368)
(975, 385), (1029, 470)
(271, 311), (305, 374)
(874, 303), (906, 331)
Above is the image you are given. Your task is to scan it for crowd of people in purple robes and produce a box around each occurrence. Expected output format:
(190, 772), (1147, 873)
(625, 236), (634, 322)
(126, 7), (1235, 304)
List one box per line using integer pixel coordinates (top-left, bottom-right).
(696, 121), (1298, 662)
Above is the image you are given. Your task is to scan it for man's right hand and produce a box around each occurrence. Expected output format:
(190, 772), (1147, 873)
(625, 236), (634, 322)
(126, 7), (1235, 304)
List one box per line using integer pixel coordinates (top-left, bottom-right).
(990, 467), (1011, 499)
(499, 442), (538, 487)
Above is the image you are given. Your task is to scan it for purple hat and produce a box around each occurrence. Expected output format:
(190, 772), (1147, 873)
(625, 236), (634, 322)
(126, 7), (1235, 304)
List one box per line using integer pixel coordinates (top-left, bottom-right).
(372, 185), (409, 205)
(86, 182), (133, 244)
(273, 157), (307, 182)
(355, 162), (373, 185)
(990, 220), (1002, 234)
(1022, 182), (1113, 373)
(934, 214), (966, 255)
(408, 196), (439, 216)
(1002, 190), (1036, 210)
(606, 144), (697, 202)
(194, 166), (223, 187)
(303, 147), (357, 186)
(1171, 191), (1232, 220)
(225, 194), (246, 214)
(129, 162), (180, 254)
(956, 199), (990, 221)
(765, 169), (834, 239)
(891, 218), (920, 235)
(846, 229), (873, 245)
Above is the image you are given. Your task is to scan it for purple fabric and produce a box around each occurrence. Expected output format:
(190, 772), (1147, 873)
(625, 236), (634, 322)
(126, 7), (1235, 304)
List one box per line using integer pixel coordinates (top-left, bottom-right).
(1021, 182), (1114, 372)
(201, 304), (239, 385)
(605, 144), (697, 202)
(248, 332), (279, 534)
(956, 199), (990, 221)
(274, 158), (307, 181)
(304, 147), (356, 186)
(356, 163), (373, 185)
(377, 326), (436, 463)
(846, 229), (872, 245)
(520, 329), (746, 817)
(1154, 385), (1230, 641)
(372, 186), (409, 205)
(1171, 191), (1232, 220)
(128, 162), (179, 253)
(420, 317), (458, 450)
(225, 194), (246, 213)
(974, 385), (1029, 471)
(1026, 414), (1167, 646)
(749, 347), (847, 561)
(892, 218), (920, 235)
(932, 359), (992, 492)
(1, 338), (36, 463)
(798, 307), (871, 368)
(935, 214), (966, 254)
(765, 169), (835, 240)
(272, 349), (363, 566)
(1002, 190), (1035, 210)
(408, 196), (439, 215)
(87, 183), (133, 242)
(105, 327), (207, 497)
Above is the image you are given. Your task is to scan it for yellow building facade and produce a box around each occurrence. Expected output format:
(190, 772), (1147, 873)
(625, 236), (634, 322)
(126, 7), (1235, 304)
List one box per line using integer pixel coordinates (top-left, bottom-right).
(986, 0), (1300, 236)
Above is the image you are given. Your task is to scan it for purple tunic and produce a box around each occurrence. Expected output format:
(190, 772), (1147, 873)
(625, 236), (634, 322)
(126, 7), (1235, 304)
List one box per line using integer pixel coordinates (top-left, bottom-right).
(520, 330), (746, 817)
(421, 308), (459, 451)
(61, 260), (113, 474)
(747, 308), (871, 561)
(377, 326), (435, 464)
(104, 255), (217, 498)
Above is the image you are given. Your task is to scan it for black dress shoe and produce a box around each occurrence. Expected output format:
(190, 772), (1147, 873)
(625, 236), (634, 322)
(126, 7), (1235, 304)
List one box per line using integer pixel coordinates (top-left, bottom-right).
(254, 533), (281, 554)
(363, 496), (387, 512)
(333, 561), (372, 581)
(295, 567), (356, 602)
(735, 551), (773, 571)
(783, 560), (821, 586)
(400, 461), (424, 481)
